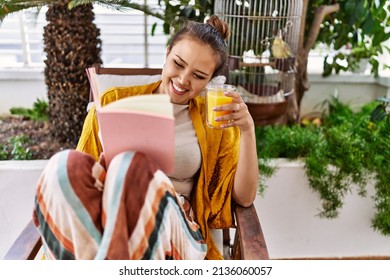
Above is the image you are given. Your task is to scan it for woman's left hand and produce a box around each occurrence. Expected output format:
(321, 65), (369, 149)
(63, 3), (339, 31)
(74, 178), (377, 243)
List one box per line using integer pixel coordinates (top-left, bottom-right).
(213, 90), (254, 132)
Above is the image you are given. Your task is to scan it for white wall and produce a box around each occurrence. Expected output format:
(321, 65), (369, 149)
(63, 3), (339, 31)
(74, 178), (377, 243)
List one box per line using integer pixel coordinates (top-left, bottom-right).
(0, 68), (46, 115)
(0, 160), (47, 259)
(255, 159), (390, 259)
(300, 74), (390, 116)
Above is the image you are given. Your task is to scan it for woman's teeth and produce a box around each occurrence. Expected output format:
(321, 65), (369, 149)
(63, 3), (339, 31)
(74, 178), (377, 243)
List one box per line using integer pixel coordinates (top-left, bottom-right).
(172, 82), (186, 93)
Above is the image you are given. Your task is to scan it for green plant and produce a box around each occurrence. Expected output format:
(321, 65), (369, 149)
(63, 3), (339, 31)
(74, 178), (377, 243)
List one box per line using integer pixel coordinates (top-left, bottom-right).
(0, 135), (32, 160)
(10, 98), (49, 121)
(256, 96), (390, 235)
(349, 44), (376, 60)
(314, 0), (390, 77)
(0, 144), (8, 160)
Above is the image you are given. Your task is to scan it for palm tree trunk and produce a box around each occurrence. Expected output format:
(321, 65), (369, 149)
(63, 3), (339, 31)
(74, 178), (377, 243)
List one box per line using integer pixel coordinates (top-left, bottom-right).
(44, 0), (102, 146)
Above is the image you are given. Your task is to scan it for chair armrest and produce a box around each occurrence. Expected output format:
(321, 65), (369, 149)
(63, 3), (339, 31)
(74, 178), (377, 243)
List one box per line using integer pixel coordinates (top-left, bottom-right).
(232, 204), (269, 260)
(4, 220), (42, 260)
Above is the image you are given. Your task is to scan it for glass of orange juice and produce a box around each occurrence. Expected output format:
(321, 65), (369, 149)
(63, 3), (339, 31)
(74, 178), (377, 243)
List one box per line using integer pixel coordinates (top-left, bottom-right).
(206, 84), (236, 129)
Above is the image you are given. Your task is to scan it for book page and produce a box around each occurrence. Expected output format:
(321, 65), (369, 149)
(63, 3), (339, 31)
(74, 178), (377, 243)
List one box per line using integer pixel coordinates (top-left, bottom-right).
(100, 94), (173, 118)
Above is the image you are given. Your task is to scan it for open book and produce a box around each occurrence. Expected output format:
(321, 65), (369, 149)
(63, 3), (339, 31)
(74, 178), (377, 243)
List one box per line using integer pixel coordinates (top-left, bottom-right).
(86, 67), (175, 173)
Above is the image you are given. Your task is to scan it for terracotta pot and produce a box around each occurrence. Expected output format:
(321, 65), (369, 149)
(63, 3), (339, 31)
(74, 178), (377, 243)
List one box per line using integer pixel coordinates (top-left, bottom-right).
(247, 101), (288, 126)
(240, 84), (290, 126)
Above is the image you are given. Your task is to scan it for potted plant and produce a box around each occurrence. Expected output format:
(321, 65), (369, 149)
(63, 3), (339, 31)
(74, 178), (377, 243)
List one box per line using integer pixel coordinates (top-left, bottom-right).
(255, 95), (390, 236)
(347, 44), (377, 74)
(318, 0), (390, 78)
(323, 42), (380, 75)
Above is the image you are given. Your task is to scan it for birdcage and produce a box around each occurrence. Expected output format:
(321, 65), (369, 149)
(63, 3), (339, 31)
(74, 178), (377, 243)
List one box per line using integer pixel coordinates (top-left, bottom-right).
(214, 0), (303, 125)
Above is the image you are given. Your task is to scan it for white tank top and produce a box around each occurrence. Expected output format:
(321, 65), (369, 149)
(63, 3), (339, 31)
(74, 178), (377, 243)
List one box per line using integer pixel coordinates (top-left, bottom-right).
(167, 103), (202, 199)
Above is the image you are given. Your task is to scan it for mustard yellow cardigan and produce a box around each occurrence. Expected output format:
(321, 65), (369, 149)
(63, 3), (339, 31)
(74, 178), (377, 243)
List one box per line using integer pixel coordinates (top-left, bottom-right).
(76, 81), (240, 260)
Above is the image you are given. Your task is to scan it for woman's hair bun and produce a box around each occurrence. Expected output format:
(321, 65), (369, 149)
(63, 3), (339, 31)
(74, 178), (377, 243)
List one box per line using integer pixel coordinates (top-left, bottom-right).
(206, 15), (230, 40)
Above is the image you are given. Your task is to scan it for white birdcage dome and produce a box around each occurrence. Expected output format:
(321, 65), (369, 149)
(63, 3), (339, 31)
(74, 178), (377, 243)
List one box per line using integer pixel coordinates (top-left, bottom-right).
(215, 0), (303, 58)
(214, 0), (304, 125)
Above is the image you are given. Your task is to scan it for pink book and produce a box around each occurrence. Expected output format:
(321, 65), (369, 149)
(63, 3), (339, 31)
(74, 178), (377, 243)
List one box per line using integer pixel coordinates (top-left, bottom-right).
(86, 67), (175, 173)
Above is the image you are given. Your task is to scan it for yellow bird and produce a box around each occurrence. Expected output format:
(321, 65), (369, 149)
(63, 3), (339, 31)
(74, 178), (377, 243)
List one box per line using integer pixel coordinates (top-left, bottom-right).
(271, 30), (292, 59)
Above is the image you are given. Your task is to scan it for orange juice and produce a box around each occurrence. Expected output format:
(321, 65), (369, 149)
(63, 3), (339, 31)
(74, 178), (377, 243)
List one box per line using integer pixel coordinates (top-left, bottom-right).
(206, 85), (235, 128)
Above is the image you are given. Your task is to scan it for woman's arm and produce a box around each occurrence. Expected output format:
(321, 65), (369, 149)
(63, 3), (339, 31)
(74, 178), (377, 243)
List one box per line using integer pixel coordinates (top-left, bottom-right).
(233, 125), (259, 207)
(214, 93), (259, 207)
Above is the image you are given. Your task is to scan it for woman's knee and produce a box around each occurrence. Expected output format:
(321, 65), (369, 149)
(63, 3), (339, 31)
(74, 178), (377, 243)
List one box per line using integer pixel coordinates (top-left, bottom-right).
(110, 151), (160, 173)
(40, 149), (105, 192)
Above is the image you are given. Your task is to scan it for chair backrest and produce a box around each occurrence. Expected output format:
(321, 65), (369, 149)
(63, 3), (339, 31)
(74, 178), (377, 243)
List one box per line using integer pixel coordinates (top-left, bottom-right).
(93, 64), (162, 94)
(87, 64), (162, 111)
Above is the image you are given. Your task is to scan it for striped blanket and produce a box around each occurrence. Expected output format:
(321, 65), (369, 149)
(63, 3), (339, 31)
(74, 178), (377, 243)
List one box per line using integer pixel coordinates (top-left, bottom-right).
(33, 149), (207, 260)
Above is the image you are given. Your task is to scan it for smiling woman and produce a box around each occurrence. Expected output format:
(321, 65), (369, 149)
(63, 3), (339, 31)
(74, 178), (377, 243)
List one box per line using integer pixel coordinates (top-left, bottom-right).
(158, 39), (217, 104)
(27, 15), (260, 260)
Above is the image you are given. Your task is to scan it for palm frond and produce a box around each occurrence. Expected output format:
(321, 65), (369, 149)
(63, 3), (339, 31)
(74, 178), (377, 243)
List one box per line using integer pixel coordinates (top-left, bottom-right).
(89, 0), (165, 20)
(1, 0), (166, 22)
(0, 1), (56, 21)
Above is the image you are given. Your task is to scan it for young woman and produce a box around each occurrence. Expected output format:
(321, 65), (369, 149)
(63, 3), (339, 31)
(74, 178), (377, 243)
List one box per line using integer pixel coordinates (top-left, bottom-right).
(33, 15), (258, 260)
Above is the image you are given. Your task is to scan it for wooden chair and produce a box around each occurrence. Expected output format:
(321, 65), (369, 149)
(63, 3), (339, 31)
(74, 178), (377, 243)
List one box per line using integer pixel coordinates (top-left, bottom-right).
(4, 204), (268, 260)
(4, 64), (269, 260)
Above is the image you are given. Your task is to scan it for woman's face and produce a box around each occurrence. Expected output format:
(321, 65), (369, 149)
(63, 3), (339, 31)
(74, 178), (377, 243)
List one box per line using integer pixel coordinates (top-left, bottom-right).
(159, 38), (218, 105)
